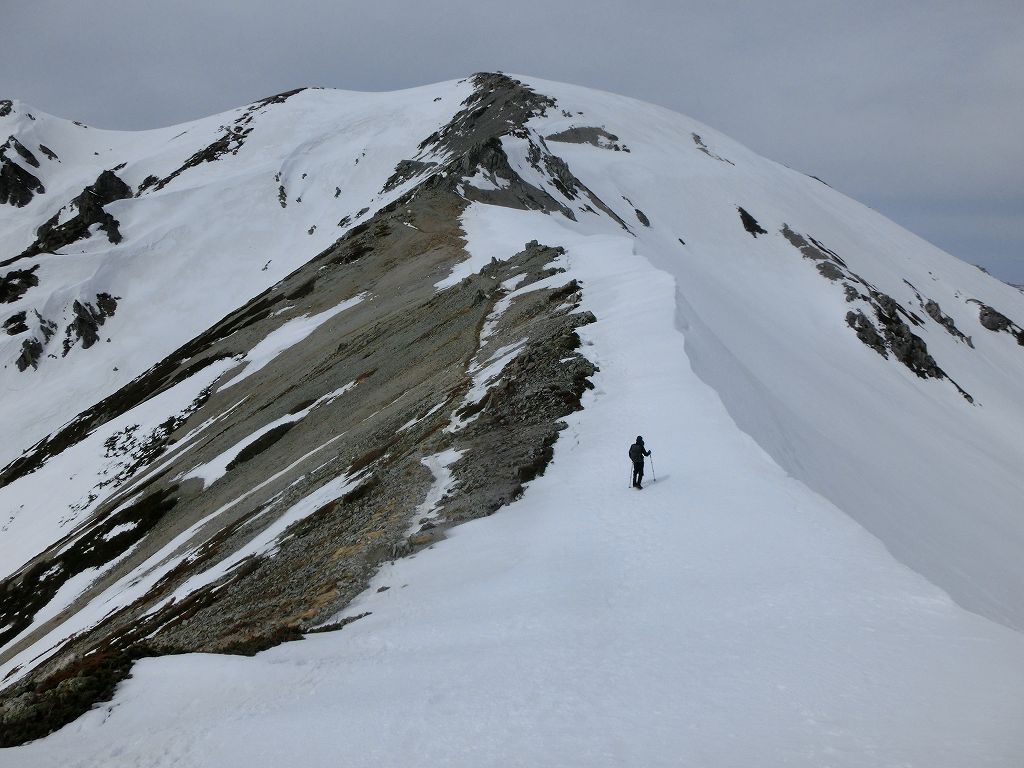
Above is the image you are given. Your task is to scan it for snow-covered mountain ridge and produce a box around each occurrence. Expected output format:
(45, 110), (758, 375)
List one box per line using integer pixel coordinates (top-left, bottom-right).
(1, 75), (1022, 763)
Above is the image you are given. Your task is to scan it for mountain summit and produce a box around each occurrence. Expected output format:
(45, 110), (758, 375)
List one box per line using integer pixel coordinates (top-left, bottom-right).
(1, 74), (1023, 763)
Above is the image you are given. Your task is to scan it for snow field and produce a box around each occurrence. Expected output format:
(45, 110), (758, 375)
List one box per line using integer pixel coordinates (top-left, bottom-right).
(12, 203), (1024, 767)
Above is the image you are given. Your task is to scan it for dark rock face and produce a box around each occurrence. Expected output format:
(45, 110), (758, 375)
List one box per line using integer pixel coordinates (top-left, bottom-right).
(845, 310), (887, 355)
(545, 126), (628, 152)
(868, 294), (943, 378)
(972, 301), (1024, 345)
(62, 294), (119, 354)
(7, 291), (118, 371)
(89, 169), (131, 203)
(0, 265), (39, 302)
(406, 73), (633, 232)
(923, 299), (971, 345)
(139, 88), (306, 194)
(783, 225), (972, 400)
(381, 159), (438, 193)
(6, 137), (39, 168)
(0, 137), (45, 208)
(855, 292), (971, 399)
(844, 304), (948, 382)
(0, 100), (12, 117)
(8, 171), (131, 265)
(979, 305), (1011, 332)
(15, 337), (43, 371)
(781, 225), (849, 282)
(692, 133), (734, 165)
(3, 311), (27, 335)
(738, 206), (766, 237)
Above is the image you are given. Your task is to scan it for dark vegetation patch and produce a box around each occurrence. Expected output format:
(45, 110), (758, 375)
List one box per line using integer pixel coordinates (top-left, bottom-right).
(348, 441), (397, 475)
(214, 625), (304, 656)
(0, 643), (150, 747)
(0, 487), (179, 648)
(225, 422), (297, 471)
(738, 207), (766, 237)
(0, 347), (228, 484)
(285, 277), (316, 300)
(288, 397), (317, 415)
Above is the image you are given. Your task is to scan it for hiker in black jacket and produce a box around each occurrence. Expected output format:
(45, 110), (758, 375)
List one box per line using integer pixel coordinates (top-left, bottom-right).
(628, 436), (651, 489)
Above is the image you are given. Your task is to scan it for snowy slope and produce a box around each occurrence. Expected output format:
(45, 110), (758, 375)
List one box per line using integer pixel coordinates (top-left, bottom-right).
(0, 83), (471, 467)
(513, 78), (1024, 631)
(12, 196), (1024, 768)
(2, 74), (1023, 764)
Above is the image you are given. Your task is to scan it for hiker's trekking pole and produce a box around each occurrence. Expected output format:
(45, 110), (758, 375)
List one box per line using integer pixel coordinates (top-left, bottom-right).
(648, 454), (656, 482)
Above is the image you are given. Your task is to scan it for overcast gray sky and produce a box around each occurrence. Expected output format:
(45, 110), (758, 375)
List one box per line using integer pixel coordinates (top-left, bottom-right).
(3, 0), (1022, 281)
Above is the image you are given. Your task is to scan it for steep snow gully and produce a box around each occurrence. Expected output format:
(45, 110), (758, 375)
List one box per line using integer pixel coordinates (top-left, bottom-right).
(2, 75), (1023, 765)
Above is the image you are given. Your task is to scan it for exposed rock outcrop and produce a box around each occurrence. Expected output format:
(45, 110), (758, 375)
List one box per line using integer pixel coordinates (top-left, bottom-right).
(0, 136), (45, 207)
(783, 225), (972, 400)
(8, 171), (131, 265)
(970, 301), (1024, 344)
(738, 206), (767, 237)
(0, 75), (602, 744)
(0, 265), (39, 303)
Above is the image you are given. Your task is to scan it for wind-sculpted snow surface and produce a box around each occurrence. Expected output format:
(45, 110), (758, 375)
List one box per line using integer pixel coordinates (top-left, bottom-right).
(1, 74), (1023, 764)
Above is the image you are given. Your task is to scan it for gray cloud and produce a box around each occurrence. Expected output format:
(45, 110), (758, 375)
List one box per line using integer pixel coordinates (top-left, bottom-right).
(3, 0), (1021, 281)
